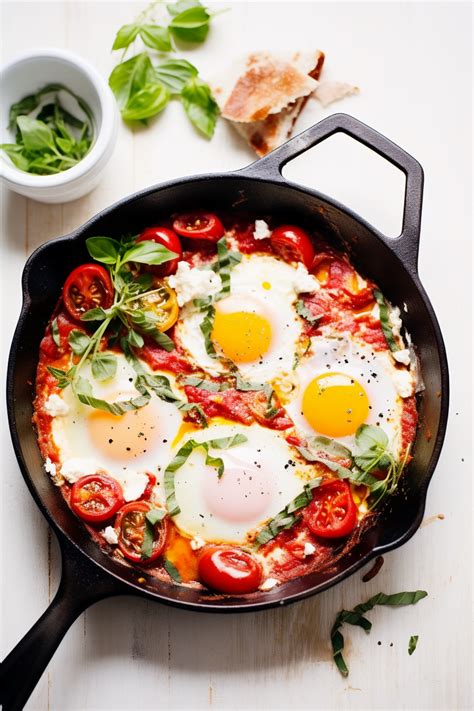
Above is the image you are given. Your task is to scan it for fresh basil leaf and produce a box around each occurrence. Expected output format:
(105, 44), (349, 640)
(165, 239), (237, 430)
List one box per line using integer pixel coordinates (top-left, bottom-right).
(147, 509), (166, 525)
(112, 23), (141, 50)
(254, 478), (321, 548)
(75, 376), (150, 414)
(0, 144), (30, 171)
(126, 329), (145, 348)
(408, 634), (419, 655)
(234, 372), (269, 394)
(91, 354), (117, 381)
(200, 305), (217, 358)
(356, 424), (389, 452)
(181, 376), (226, 392)
(68, 329), (91, 356)
(16, 116), (56, 152)
(180, 77), (219, 138)
(296, 299), (320, 326)
(169, 6), (210, 42)
(331, 591), (428, 677)
(80, 307), (108, 322)
(310, 436), (353, 461)
(121, 82), (170, 121)
(373, 289), (400, 353)
(86, 236), (121, 265)
(140, 24), (173, 52)
(8, 93), (40, 129)
(51, 317), (60, 347)
(47, 366), (73, 389)
(167, 0), (203, 15)
(122, 239), (177, 265)
(141, 508), (167, 560)
(109, 52), (154, 111)
(55, 136), (74, 155)
(214, 237), (241, 299)
(154, 59), (198, 93)
(208, 434), (248, 450)
(163, 558), (182, 582)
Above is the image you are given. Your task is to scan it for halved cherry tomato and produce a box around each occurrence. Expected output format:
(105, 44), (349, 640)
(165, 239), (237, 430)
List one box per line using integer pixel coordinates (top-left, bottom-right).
(116, 501), (168, 563)
(198, 546), (263, 594)
(70, 474), (124, 524)
(270, 225), (315, 269)
(173, 212), (225, 241)
(63, 264), (113, 321)
(136, 227), (182, 277)
(303, 480), (357, 539)
(129, 279), (179, 332)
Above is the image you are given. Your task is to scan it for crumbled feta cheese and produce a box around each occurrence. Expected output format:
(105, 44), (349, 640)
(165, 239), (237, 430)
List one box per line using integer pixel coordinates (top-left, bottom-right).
(44, 393), (69, 417)
(168, 261), (222, 307)
(393, 349), (411, 366)
(259, 577), (279, 591)
(388, 306), (403, 339)
(393, 370), (415, 398)
(118, 470), (149, 502)
(44, 457), (57, 477)
(190, 536), (206, 551)
(253, 219), (271, 240)
(102, 526), (119, 545)
(292, 262), (320, 294)
(60, 458), (101, 484)
(370, 302), (380, 320)
(303, 542), (316, 556)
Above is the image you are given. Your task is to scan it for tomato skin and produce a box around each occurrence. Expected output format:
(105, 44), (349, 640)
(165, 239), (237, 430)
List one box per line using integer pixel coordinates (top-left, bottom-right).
(303, 480), (357, 539)
(270, 225), (315, 269)
(70, 474), (124, 524)
(136, 227), (182, 276)
(198, 546), (263, 594)
(173, 212), (225, 242)
(115, 501), (168, 563)
(130, 280), (179, 332)
(63, 264), (113, 321)
(139, 473), (156, 501)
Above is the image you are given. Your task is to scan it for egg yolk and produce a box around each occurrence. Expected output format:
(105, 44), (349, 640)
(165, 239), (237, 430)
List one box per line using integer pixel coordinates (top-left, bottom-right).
(88, 400), (159, 460)
(302, 372), (369, 437)
(212, 310), (272, 363)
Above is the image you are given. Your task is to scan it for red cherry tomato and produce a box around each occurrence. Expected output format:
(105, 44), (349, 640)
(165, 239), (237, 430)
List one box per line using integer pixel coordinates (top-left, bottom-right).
(198, 546), (263, 594)
(63, 264), (113, 321)
(173, 212), (225, 241)
(139, 473), (157, 501)
(136, 227), (182, 276)
(303, 480), (357, 539)
(270, 225), (315, 269)
(116, 501), (168, 563)
(70, 474), (124, 524)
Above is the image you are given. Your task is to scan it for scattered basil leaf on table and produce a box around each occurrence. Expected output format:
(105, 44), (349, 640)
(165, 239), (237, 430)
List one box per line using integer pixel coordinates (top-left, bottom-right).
(408, 634), (419, 655)
(181, 77), (219, 137)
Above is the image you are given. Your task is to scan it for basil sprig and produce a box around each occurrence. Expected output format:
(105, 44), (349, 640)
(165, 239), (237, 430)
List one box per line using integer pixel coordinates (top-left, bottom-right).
(408, 634), (419, 655)
(109, 0), (219, 136)
(141, 508), (167, 560)
(373, 289), (400, 353)
(331, 591), (427, 676)
(254, 478), (322, 548)
(164, 434), (248, 515)
(296, 426), (410, 509)
(1, 84), (94, 175)
(47, 234), (178, 413)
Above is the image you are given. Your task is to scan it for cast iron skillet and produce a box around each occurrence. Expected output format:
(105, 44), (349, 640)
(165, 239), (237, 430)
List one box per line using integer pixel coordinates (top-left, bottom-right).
(1, 114), (449, 710)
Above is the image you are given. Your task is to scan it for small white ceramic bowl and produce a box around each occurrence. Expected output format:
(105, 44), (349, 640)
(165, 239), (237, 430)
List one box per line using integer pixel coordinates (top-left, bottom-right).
(0, 48), (118, 203)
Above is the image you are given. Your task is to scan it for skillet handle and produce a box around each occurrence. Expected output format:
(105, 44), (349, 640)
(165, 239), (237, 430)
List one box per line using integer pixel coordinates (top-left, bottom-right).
(239, 113), (424, 275)
(0, 535), (126, 711)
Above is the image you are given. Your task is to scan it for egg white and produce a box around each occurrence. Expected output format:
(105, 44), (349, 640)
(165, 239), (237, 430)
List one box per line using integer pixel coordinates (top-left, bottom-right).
(169, 423), (315, 544)
(286, 336), (412, 457)
(174, 254), (304, 381)
(50, 353), (183, 499)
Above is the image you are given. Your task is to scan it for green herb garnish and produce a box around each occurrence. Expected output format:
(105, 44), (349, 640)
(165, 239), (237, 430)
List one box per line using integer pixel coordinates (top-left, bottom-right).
(109, 0), (220, 137)
(164, 434), (248, 515)
(254, 478), (321, 548)
(408, 634), (419, 655)
(51, 317), (60, 347)
(296, 299), (320, 326)
(163, 558), (182, 582)
(373, 289), (400, 353)
(331, 591), (427, 676)
(141, 508), (167, 559)
(1, 84), (94, 175)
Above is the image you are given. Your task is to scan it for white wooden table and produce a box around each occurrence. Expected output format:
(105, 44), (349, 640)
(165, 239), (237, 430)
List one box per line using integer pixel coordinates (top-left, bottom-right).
(1, 2), (472, 709)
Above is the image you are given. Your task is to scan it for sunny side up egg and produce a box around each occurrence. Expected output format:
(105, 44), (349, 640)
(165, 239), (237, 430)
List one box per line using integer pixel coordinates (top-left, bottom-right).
(50, 354), (183, 500)
(170, 423), (315, 544)
(175, 255), (305, 382)
(286, 336), (410, 457)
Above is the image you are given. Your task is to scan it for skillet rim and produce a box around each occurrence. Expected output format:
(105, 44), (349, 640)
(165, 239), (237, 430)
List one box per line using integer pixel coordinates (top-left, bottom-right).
(6, 169), (449, 613)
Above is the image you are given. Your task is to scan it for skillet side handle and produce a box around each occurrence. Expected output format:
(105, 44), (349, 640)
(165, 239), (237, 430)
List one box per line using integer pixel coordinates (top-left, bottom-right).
(238, 113), (424, 275)
(0, 536), (126, 711)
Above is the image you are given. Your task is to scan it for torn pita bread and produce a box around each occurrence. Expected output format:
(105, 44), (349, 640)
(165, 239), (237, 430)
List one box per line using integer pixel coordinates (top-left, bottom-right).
(312, 80), (359, 107)
(213, 51), (325, 156)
